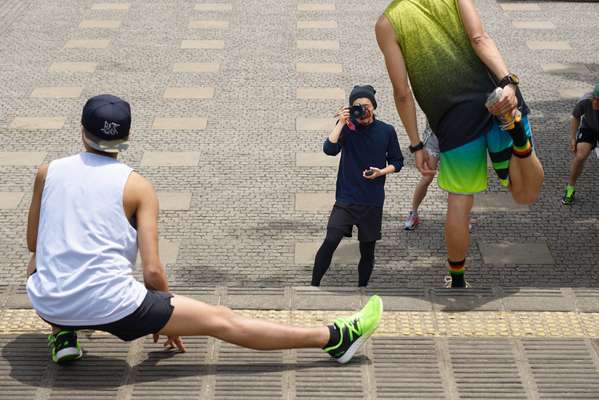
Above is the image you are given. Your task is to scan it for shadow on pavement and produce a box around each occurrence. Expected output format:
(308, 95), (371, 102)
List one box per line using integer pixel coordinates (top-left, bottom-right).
(3, 333), (366, 390)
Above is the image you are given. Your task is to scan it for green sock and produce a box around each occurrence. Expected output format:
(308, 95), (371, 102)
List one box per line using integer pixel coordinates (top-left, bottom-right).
(566, 185), (575, 196)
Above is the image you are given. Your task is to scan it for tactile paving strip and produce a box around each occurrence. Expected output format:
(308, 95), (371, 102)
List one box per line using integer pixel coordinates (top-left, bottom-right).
(4, 309), (599, 338)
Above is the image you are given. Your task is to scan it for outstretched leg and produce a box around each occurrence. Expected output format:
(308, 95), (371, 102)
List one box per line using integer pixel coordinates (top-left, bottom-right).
(159, 295), (329, 350)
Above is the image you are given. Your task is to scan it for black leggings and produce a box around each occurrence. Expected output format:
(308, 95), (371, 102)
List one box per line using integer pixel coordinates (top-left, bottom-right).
(311, 230), (376, 287)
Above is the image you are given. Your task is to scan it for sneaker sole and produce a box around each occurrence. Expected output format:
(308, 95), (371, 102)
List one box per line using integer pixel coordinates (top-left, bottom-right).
(54, 347), (82, 363)
(335, 297), (383, 364)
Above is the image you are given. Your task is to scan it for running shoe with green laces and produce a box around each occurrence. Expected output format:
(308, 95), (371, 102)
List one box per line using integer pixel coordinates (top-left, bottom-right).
(324, 295), (383, 364)
(562, 186), (575, 205)
(48, 329), (83, 363)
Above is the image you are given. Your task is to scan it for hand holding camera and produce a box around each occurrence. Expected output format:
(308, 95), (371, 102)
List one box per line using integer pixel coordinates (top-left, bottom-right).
(363, 167), (383, 179)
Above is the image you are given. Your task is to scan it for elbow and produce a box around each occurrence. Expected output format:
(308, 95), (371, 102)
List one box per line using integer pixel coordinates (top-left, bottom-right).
(393, 88), (412, 104)
(469, 32), (491, 48)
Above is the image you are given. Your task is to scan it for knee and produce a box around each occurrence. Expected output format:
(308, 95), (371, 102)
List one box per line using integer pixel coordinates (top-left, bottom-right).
(205, 305), (236, 335)
(574, 153), (589, 163)
(512, 189), (540, 205)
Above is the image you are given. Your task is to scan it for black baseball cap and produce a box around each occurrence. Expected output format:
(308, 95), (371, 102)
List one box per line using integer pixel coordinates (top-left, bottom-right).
(81, 94), (131, 153)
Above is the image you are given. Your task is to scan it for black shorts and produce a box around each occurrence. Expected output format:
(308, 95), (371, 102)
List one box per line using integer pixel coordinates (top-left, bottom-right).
(50, 290), (174, 342)
(326, 202), (383, 242)
(576, 127), (599, 149)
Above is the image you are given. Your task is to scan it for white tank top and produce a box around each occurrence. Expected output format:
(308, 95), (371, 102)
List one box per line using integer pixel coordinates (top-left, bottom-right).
(26, 152), (147, 326)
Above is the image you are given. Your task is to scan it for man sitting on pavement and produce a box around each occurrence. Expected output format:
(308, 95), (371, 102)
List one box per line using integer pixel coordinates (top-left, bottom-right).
(26, 94), (383, 364)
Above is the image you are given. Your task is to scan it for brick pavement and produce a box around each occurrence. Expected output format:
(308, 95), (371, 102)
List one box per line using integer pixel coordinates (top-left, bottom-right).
(0, 0), (597, 289)
(0, 0), (598, 397)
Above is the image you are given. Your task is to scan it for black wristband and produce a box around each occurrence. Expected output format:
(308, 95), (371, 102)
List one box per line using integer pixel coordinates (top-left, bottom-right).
(409, 141), (424, 153)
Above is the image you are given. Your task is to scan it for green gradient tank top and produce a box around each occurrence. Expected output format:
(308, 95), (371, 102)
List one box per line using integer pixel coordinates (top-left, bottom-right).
(384, 0), (496, 150)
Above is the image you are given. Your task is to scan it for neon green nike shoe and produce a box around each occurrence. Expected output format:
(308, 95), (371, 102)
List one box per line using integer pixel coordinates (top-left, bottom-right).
(324, 295), (383, 364)
(48, 329), (83, 363)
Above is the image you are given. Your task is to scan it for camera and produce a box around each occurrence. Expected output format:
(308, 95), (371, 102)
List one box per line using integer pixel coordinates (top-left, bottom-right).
(349, 104), (367, 119)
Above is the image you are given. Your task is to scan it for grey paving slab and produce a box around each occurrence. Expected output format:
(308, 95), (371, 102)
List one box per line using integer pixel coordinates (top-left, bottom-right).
(64, 39), (111, 48)
(573, 288), (599, 312)
(296, 87), (344, 99)
(522, 339), (599, 399)
(295, 191), (334, 211)
(295, 241), (359, 265)
(137, 239), (179, 265)
(133, 337), (209, 399)
(296, 62), (342, 73)
(5, 293), (31, 309)
(48, 62), (97, 73)
(152, 117), (207, 130)
(157, 192), (192, 210)
(189, 20), (229, 29)
(559, 87), (591, 100)
(193, 3), (232, 11)
(9, 117), (66, 130)
(526, 40), (572, 50)
(542, 63), (591, 74)
(297, 3), (335, 11)
(296, 152), (339, 167)
(180, 40), (225, 49)
(502, 288), (575, 311)
(479, 242), (555, 265)
(296, 40), (339, 50)
(297, 20), (338, 29)
(365, 288), (432, 311)
(511, 21), (555, 30)
(0, 192), (24, 209)
(140, 151), (201, 166)
(431, 287), (504, 311)
(449, 339), (528, 400)
(163, 87), (214, 99)
(30, 86), (82, 98)
(373, 337), (447, 399)
(79, 19), (122, 29)
(222, 287), (287, 309)
(173, 63), (220, 73)
(91, 3), (130, 10)
(0, 152), (46, 166)
(293, 286), (361, 310)
(296, 117), (335, 131)
(473, 192), (529, 212)
(295, 348), (366, 398)
(500, 3), (540, 11)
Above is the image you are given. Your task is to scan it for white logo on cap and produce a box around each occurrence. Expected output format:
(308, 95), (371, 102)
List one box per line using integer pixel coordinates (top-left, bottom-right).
(101, 121), (121, 136)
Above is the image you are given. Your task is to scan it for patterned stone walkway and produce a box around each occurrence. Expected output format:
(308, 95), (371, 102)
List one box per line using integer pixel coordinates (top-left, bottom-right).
(1, 0), (599, 398)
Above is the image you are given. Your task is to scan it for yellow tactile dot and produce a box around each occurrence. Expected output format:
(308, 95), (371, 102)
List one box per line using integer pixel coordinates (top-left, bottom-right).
(579, 313), (599, 337)
(508, 312), (584, 337)
(436, 312), (511, 337)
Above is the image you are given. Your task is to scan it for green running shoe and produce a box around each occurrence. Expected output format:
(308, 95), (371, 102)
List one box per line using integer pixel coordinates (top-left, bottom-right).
(562, 186), (575, 205)
(48, 329), (83, 363)
(324, 295), (383, 364)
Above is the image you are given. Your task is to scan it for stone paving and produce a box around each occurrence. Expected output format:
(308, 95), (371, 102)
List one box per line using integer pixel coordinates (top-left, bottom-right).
(0, 0), (598, 398)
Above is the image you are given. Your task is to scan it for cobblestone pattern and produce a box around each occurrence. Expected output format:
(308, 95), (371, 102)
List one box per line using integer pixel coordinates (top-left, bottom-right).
(0, 0), (597, 288)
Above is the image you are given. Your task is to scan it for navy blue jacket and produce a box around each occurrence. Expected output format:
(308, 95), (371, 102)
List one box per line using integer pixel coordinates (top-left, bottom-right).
(324, 119), (403, 207)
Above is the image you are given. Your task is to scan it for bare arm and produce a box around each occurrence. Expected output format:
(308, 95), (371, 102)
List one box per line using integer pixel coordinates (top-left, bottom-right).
(458, 0), (508, 81)
(26, 164), (48, 253)
(458, 0), (517, 116)
(375, 15), (435, 176)
(569, 117), (581, 153)
(124, 172), (169, 292)
(375, 15), (419, 146)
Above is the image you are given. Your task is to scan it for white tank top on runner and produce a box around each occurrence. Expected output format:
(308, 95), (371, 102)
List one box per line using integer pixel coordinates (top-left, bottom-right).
(27, 152), (147, 326)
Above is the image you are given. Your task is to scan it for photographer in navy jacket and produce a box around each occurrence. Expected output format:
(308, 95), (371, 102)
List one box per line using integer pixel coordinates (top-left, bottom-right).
(311, 85), (404, 287)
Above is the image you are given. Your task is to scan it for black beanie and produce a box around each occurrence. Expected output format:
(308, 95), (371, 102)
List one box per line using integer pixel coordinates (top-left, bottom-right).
(349, 85), (377, 109)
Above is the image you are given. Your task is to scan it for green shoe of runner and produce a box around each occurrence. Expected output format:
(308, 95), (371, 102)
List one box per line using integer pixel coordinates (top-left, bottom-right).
(562, 185), (575, 205)
(48, 329), (83, 363)
(324, 295), (383, 364)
